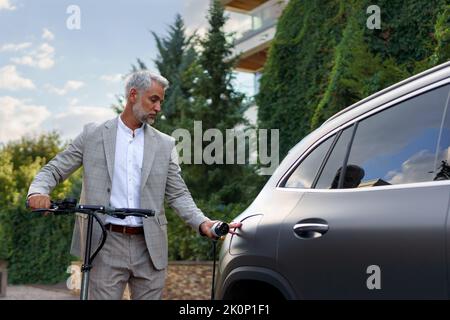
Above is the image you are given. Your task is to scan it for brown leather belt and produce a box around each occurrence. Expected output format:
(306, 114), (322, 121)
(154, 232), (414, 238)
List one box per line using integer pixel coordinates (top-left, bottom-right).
(106, 224), (144, 235)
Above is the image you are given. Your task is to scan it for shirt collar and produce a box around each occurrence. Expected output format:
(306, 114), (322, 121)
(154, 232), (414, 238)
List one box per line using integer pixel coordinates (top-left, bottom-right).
(118, 115), (144, 137)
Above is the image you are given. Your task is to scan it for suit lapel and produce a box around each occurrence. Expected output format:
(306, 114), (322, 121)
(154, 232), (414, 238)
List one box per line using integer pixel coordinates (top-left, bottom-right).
(102, 117), (118, 183)
(141, 124), (158, 192)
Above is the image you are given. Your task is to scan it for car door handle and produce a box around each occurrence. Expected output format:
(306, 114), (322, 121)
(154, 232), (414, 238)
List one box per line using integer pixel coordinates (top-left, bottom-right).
(293, 221), (329, 239)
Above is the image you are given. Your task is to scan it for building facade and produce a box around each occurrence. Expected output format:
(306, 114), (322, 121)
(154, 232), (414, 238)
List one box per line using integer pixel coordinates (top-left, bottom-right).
(221, 0), (288, 124)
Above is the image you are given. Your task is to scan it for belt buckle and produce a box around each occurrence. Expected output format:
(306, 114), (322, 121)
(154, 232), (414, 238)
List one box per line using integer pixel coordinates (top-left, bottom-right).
(122, 226), (127, 234)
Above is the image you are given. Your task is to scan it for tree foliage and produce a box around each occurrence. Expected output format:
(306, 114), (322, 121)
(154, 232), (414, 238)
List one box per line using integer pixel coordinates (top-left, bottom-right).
(0, 133), (81, 283)
(176, 0), (262, 207)
(257, 0), (450, 160)
(156, 3), (264, 260)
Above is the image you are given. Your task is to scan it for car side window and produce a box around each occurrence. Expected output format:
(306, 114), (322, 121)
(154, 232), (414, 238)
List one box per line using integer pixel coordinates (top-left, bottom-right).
(315, 127), (354, 189)
(283, 135), (334, 188)
(435, 91), (450, 180)
(344, 85), (450, 187)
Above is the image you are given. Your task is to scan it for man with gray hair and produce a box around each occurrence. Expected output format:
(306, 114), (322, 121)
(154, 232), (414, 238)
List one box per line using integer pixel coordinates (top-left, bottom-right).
(27, 70), (241, 299)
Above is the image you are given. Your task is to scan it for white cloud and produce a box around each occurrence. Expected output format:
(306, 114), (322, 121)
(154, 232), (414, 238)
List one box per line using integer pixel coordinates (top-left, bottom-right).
(385, 149), (436, 184)
(0, 0), (16, 11)
(385, 147), (450, 184)
(42, 28), (55, 41)
(0, 65), (35, 90)
(10, 55), (34, 65)
(0, 96), (50, 143)
(68, 98), (79, 106)
(52, 106), (116, 140)
(11, 43), (55, 69)
(0, 42), (32, 52)
(183, 0), (209, 37)
(35, 43), (55, 69)
(45, 80), (84, 95)
(100, 74), (123, 83)
(0, 97), (116, 143)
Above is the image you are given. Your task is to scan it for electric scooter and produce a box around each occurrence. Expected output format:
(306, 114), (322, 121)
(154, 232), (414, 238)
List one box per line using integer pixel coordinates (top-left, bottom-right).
(27, 198), (154, 300)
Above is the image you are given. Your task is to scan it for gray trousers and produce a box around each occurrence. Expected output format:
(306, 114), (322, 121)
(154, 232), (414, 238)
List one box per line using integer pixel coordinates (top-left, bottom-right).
(89, 230), (166, 300)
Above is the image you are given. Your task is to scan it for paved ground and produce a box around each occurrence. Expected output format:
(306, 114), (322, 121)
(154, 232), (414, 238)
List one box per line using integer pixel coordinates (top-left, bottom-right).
(0, 261), (213, 300)
(0, 284), (77, 300)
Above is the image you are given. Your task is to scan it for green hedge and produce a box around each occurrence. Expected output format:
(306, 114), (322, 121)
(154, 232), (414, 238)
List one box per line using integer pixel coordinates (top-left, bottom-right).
(0, 134), (80, 284)
(1, 204), (75, 284)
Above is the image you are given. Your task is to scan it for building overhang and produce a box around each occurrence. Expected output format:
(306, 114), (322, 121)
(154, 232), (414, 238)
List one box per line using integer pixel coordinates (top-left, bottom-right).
(234, 47), (269, 72)
(221, 0), (269, 13)
(231, 24), (276, 72)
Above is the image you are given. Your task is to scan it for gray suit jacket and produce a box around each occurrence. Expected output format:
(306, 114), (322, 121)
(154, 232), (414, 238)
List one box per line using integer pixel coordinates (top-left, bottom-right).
(28, 117), (208, 270)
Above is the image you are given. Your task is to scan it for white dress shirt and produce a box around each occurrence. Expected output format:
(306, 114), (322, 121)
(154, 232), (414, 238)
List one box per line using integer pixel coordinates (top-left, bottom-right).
(106, 116), (144, 227)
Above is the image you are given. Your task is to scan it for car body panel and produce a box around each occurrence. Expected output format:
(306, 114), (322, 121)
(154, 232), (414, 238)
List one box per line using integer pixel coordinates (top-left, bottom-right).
(277, 183), (450, 299)
(216, 61), (450, 300)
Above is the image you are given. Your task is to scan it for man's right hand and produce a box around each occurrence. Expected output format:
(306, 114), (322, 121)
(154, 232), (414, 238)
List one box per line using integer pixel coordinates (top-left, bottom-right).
(27, 194), (51, 210)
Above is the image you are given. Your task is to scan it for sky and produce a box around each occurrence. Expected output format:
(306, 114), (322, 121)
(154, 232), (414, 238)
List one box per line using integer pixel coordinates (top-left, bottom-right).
(0, 0), (254, 143)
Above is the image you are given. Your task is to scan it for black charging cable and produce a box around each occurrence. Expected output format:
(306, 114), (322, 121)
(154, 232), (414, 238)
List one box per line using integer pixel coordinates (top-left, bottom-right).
(210, 221), (229, 300)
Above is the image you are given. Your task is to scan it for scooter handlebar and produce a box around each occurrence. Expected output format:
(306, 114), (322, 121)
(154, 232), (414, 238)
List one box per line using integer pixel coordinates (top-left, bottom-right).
(27, 198), (155, 218)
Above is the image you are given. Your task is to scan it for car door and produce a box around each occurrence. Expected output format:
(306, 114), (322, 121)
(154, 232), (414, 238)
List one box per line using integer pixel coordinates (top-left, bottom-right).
(277, 83), (450, 299)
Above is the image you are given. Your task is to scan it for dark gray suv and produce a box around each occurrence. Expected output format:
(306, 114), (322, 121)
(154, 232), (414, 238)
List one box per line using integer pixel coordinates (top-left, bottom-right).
(215, 61), (450, 299)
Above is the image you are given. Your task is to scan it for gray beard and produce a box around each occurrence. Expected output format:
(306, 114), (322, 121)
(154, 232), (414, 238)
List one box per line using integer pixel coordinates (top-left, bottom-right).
(132, 102), (154, 126)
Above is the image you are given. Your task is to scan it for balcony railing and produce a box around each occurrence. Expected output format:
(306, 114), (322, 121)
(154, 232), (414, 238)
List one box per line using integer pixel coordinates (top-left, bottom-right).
(227, 0), (287, 45)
